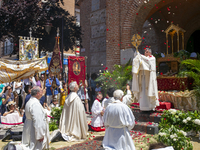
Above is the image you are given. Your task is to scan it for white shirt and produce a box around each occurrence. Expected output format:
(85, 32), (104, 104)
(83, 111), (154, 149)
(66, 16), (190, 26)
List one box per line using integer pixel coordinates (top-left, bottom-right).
(91, 99), (104, 127)
(14, 81), (22, 94)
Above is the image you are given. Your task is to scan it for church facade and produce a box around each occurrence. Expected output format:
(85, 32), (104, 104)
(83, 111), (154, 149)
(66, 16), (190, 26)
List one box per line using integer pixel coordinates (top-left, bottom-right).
(77, 0), (200, 74)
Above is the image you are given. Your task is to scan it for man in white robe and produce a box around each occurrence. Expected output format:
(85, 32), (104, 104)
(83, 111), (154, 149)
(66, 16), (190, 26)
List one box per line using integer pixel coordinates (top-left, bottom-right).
(102, 89), (136, 150)
(132, 48), (159, 111)
(59, 81), (88, 141)
(11, 86), (49, 150)
(103, 87), (115, 109)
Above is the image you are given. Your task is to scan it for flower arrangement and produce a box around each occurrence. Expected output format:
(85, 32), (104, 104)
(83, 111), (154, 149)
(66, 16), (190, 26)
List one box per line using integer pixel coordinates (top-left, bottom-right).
(159, 109), (200, 132)
(158, 125), (193, 150)
(157, 109), (200, 149)
(49, 106), (63, 131)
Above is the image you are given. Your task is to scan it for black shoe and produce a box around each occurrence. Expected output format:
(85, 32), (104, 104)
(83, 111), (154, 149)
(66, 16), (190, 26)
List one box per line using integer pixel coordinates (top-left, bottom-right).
(2, 129), (12, 142)
(12, 135), (22, 141)
(51, 131), (62, 143)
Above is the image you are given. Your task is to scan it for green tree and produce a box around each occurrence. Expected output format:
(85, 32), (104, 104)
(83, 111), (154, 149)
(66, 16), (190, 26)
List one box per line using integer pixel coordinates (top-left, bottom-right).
(0, 0), (81, 54)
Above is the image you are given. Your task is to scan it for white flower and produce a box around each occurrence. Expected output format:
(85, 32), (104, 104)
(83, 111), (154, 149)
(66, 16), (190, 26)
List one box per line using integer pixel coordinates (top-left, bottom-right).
(170, 134), (177, 139)
(183, 119), (187, 123)
(175, 115), (179, 118)
(158, 132), (167, 136)
(173, 138), (177, 141)
(193, 119), (200, 125)
(168, 109), (177, 115)
(186, 117), (191, 121)
(180, 130), (187, 136)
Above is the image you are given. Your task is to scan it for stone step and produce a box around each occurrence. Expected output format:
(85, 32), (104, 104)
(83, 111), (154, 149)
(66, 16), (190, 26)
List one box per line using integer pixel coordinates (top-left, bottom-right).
(132, 108), (163, 123)
(132, 121), (159, 135)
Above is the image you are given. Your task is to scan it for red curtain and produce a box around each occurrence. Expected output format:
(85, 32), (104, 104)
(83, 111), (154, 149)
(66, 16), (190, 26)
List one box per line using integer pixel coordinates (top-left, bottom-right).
(68, 56), (85, 87)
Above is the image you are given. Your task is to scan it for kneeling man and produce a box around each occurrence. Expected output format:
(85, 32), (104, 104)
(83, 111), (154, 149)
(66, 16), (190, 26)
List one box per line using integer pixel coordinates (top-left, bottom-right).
(59, 81), (88, 141)
(102, 89), (136, 150)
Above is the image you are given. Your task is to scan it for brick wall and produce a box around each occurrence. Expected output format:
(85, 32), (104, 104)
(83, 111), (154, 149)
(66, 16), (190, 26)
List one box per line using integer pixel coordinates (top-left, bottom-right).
(79, 0), (200, 73)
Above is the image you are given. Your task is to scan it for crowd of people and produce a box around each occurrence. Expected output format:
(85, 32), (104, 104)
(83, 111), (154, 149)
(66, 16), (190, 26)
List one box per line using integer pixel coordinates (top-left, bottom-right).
(0, 48), (175, 150)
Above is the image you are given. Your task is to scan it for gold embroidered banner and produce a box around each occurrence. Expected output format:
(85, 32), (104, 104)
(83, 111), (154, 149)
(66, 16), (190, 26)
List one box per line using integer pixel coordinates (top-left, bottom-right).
(49, 36), (62, 77)
(0, 57), (48, 83)
(19, 36), (39, 60)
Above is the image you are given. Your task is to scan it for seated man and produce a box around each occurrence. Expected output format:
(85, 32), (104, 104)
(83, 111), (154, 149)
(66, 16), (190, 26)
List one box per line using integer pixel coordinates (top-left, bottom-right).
(59, 81), (88, 141)
(102, 89), (136, 150)
(90, 92), (105, 132)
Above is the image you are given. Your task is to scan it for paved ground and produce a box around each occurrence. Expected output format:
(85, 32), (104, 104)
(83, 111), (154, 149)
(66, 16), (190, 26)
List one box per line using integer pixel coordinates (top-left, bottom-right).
(0, 114), (200, 150)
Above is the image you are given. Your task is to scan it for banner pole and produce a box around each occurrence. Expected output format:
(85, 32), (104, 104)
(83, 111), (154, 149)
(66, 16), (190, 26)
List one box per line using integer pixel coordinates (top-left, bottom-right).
(44, 53), (48, 103)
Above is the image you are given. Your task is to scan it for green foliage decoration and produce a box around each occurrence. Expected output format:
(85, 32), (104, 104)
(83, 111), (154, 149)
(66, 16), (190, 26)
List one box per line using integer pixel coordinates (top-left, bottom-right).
(179, 59), (200, 109)
(173, 50), (190, 61)
(157, 109), (200, 149)
(158, 125), (193, 150)
(95, 59), (132, 94)
(49, 106), (63, 131)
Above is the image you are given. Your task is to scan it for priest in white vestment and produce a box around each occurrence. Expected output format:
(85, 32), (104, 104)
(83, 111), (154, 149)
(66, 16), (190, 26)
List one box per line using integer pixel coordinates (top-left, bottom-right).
(132, 48), (159, 111)
(102, 89), (136, 150)
(12, 86), (49, 150)
(59, 81), (88, 141)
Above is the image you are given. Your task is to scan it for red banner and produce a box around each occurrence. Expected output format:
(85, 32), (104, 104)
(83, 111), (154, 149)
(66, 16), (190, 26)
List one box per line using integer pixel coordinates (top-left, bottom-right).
(68, 56), (85, 88)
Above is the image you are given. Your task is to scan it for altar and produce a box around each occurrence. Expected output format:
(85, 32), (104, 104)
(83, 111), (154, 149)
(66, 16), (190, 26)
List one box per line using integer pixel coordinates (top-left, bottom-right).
(157, 76), (193, 91)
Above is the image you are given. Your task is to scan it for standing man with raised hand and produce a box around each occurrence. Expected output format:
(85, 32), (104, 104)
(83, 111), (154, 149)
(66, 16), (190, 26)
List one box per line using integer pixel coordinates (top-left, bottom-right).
(132, 48), (159, 111)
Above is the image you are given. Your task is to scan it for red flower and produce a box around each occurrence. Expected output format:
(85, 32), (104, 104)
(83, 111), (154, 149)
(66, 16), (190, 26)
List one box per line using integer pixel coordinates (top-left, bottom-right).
(149, 122), (153, 125)
(160, 72), (163, 75)
(115, 83), (117, 84)
(164, 118), (166, 120)
(105, 67), (108, 70)
(106, 81), (107, 82)
(114, 80), (115, 81)
(91, 132), (93, 134)
(110, 78), (112, 80)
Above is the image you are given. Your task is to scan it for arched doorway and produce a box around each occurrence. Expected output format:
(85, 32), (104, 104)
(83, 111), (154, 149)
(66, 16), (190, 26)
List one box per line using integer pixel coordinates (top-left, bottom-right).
(186, 30), (200, 53)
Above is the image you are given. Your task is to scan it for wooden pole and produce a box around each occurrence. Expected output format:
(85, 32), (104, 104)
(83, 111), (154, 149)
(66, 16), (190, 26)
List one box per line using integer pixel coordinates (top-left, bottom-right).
(182, 32), (184, 50)
(177, 32), (180, 52)
(166, 34), (168, 55)
(44, 53), (48, 103)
